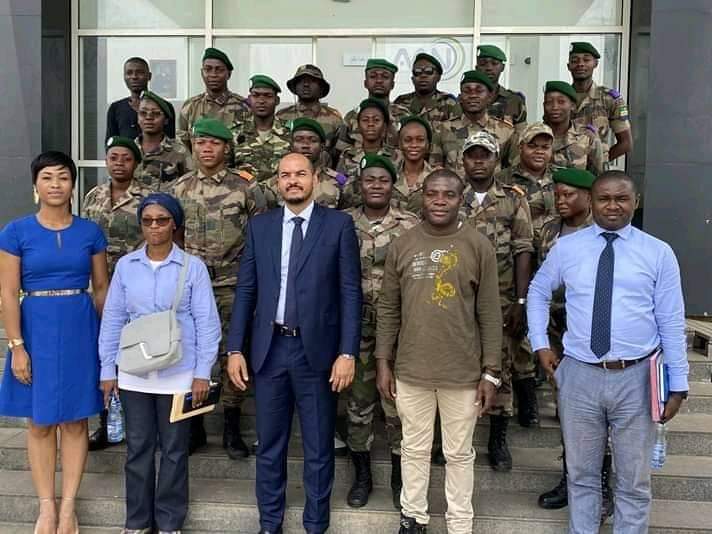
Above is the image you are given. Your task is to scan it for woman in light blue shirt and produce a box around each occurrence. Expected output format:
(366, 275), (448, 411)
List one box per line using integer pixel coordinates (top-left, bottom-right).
(99, 193), (221, 533)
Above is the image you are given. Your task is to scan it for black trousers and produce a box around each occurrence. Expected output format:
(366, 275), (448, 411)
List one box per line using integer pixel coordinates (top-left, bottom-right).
(120, 389), (190, 531)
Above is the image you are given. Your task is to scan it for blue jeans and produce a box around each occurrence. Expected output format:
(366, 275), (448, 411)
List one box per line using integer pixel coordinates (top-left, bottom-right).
(557, 356), (655, 534)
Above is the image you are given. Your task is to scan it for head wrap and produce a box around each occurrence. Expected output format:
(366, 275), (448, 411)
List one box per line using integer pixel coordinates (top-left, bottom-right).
(137, 192), (185, 228)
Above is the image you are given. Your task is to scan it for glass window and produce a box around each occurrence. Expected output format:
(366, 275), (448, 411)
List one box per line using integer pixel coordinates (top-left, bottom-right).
(482, 0), (622, 27)
(79, 0), (204, 29)
(80, 36), (203, 160)
(375, 36), (474, 102)
(479, 34), (621, 124)
(314, 37), (373, 114)
(213, 0), (473, 29)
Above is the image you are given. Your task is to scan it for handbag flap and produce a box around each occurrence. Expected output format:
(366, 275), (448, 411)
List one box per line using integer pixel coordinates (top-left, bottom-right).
(119, 310), (178, 356)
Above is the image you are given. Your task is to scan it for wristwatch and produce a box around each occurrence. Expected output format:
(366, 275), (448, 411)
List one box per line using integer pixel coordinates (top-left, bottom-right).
(482, 372), (502, 388)
(7, 338), (24, 349)
(516, 297), (527, 305)
(340, 353), (356, 360)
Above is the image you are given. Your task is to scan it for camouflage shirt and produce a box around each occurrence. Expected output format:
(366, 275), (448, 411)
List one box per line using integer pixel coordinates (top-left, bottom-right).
(550, 122), (605, 176)
(430, 112), (515, 177)
(336, 146), (402, 210)
(134, 136), (193, 191)
(488, 85), (527, 133)
(495, 164), (556, 250)
(393, 90), (460, 128)
(276, 101), (344, 151)
(171, 168), (266, 287)
(232, 117), (291, 183)
(81, 179), (152, 276)
(335, 100), (411, 154)
(347, 206), (419, 318)
(573, 81), (630, 159)
(460, 180), (534, 302)
(262, 165), (347, 210)
(176, 90), (251, 150)
(391, 159), (434, 217)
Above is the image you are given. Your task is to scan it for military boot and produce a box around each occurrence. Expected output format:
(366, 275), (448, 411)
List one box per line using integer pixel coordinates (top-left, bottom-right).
(347, 451), (373, 508)
(390, 453), (403, 510)
(538, 448), (568, 509)
(223, 407), (249, 460)
(398, 513), (427, 534)
(189, 414), (207, 456)
(514, 377), (540, 427)
(600, 452), (614, 524)
(488, 415), (513, 471)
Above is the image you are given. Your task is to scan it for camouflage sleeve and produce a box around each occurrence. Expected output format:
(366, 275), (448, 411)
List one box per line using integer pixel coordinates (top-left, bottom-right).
(500, 133), (513, 169)
(508, 131), (521, 168)
(428, 130), (445, 168)
(176, 100), (192, 151)
(511, 196), (535, 256)
(246, 179), (268, 215)
(587, 135), (606, 176)
(374, 240), (402, 361)
(609, 92), (631, 134)
(260, 178), (280, 209)
(333, 111), (356, 155)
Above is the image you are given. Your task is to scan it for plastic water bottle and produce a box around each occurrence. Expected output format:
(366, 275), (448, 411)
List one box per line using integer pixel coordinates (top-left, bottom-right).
(106, 392), (124, 443)
(650, 423), (667, 470)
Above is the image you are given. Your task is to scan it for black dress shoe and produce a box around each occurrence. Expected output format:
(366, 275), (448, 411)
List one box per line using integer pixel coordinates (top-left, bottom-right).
(257, 529), (282, 534)
(538, 474), (568, 509)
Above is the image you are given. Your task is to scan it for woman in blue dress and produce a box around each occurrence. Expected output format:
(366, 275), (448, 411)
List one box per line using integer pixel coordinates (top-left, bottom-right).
(0, 151), (110, 534)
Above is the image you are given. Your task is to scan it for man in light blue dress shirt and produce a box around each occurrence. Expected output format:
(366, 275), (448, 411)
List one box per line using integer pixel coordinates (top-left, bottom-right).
(527, 171), (689, 534)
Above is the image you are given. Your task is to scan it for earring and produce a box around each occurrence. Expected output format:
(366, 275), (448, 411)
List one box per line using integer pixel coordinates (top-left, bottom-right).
(33, 187), (39, 205)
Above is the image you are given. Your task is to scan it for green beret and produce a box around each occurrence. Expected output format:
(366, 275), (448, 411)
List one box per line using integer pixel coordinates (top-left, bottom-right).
(191, 117), (233, 142)
(250, 74), (281, 93)
(140, 90), (173, 120)
(360, 154), (397, 182)
(399, 115), (433, 143)
(106, 136), (141, 163)
(569, 42), (600, 59)
(477, 45), (507, 63)
(460, 70), (494, 92)
(290, 117), (326, 143)
(544, 81), (578, 103)
(202, 47), (233, 71)
(358, 98), (390, 123)
(366, 58), (398, 74)
(553, 168), (595, 190)
(413, 53), (443, 75)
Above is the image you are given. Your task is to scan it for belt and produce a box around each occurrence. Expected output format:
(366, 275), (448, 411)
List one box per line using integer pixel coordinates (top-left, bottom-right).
(274, 324), (300, 337)
(25, 289), (86, 297)
(583, 351), (655, 370)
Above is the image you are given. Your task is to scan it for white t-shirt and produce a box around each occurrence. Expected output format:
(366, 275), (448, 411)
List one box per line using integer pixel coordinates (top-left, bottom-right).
(474, 191), (487, 205)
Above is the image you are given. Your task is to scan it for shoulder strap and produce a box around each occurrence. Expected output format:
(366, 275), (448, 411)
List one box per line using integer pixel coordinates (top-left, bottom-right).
(171, 252), (190, 311)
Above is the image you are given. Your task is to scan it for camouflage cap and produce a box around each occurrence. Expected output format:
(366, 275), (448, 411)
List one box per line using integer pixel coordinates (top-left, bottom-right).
(140, 90), (174, 120)
(358, 98), (390, 123)
(287, 64), (330, 98)
(290, 117), (326, 143)
(544, 80), (578, 103)
(191, 117), (233, 141)
(460, 69), (495, 91)
(462, 130), (499, 156)
(518, 122), (554, 144)
(366, 58), (398, 74)
(569, 42), (600, 59)
(413, 52), (443, 74)
(106, 136), (142, 163)
(250, 74), (281, 93)
(477, 44), (507, 63)
(553, 168), (595, 190)
(202, 47), (233, 71)
(360, 154), (397, 182)
(399, 115), (433, 143)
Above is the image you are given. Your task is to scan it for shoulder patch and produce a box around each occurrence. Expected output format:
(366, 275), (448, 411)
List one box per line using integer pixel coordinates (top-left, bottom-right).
(607, 88), (621, 99)
(335, 172), (348, 187)
(510, 184), (526, 197)
(237, 170), (255, 182)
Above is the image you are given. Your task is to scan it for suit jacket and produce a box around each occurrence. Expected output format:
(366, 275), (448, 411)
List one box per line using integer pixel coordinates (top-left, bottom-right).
(227, 204), (362, 373)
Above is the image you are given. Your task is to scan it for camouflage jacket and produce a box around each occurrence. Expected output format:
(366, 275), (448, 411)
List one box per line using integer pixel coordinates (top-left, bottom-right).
(573, 81), (630, 159)
(495, 164), (556, 250)
(488, 85), (527, 133)
(232, 117), (291, 183)
(347, 206), (419, 318)
(81, 179), (152, 276)
(391, 159), (434, 216)
(171, 168), (266, 287)
(134, 136), (193, 191)
(262, 165), (347, 210)
(335, 100), (410, 154)
(336, 146), (402, 210)
(550, 122), (605, 176)
(393, 90), (460, 128)
(176, 90), (251, 150)
(430, 112), (515, 177)
(460, 180), (534, 303)
(276, 101), (344, 151)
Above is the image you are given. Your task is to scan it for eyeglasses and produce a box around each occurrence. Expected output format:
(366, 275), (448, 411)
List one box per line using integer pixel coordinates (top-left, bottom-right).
(412, 67), (436, 76)
(141, 216), (172, 227)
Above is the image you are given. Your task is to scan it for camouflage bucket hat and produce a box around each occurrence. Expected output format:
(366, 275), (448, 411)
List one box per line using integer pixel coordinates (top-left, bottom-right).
(287, 64), (331, 98)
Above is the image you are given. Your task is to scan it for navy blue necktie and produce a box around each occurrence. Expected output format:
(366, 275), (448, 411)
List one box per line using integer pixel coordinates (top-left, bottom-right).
(284, 216), (304, 327)
(590, 232), (618, 358)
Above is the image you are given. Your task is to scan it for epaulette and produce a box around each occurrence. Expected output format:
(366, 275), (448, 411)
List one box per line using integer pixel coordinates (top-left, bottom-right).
(607, 88), (622, 99)
(502, 183), (526, 197)
(237, 169), (255, 182)
(492, 116), (514, 128)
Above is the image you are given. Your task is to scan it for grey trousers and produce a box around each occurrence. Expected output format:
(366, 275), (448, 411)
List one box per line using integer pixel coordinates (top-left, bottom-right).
(557, 356), (655, 534)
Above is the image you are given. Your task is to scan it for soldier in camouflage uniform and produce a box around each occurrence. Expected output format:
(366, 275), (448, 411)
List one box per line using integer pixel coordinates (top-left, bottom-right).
(431, 70), (514, 178)
(82, 136), (151, 451)
(476, 45), (528, 134)
(262, 117), (346, 209)
(176, 48), (251, 153)
(394, 53), (460, 128)
(344, 154), (419, 510)
(134, 90), (192, 191)
(337, 98), (402, 210)
(459, 132), (534, 473)
(392, 116), (434, 216)
(171, 117), (267, 460)
(335, 59), (410, 158)
(232, 75), (291, 183)
(568, 41), (632, 162)
(276, 64), (344, 160)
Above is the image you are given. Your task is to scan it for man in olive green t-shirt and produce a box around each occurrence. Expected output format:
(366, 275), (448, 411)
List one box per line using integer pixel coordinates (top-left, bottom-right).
(375, 169), (503, 534)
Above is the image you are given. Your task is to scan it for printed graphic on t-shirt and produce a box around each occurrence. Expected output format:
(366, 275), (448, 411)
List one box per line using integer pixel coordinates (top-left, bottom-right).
(408, 245), (460, 309)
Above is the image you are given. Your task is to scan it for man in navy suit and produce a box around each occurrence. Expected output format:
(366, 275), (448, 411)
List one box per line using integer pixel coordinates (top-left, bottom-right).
(226, 152), (362, 534)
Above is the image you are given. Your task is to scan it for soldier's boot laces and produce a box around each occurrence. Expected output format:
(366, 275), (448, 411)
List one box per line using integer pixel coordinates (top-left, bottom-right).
(398, 513), (427, 534)
(600, 452), (615, 524)
(488, 415), (513, 472)
(390, 453), (403, 510)
(538, 449), (568, 509)
(188, 414), (207, 456)
(514, 377), (540, 427)
(223, 407), (249, 460)
(347, 451), (373, 508)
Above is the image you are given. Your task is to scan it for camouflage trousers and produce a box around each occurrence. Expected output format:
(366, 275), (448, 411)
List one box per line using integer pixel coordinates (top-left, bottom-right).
(214, 285), (248, 410)
(346, 322), (402, 454)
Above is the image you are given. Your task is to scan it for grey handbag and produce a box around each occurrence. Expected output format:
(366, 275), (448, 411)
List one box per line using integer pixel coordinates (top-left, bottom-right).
(117, 253), (190, 376)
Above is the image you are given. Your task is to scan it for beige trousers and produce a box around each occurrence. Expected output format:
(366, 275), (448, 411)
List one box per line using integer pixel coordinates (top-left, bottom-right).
(396, 379), (478, 534)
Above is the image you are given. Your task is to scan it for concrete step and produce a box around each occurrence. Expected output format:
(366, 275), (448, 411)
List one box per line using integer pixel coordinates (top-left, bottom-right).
(0, 470), (710, 533)
(688, 351), (712, 382)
